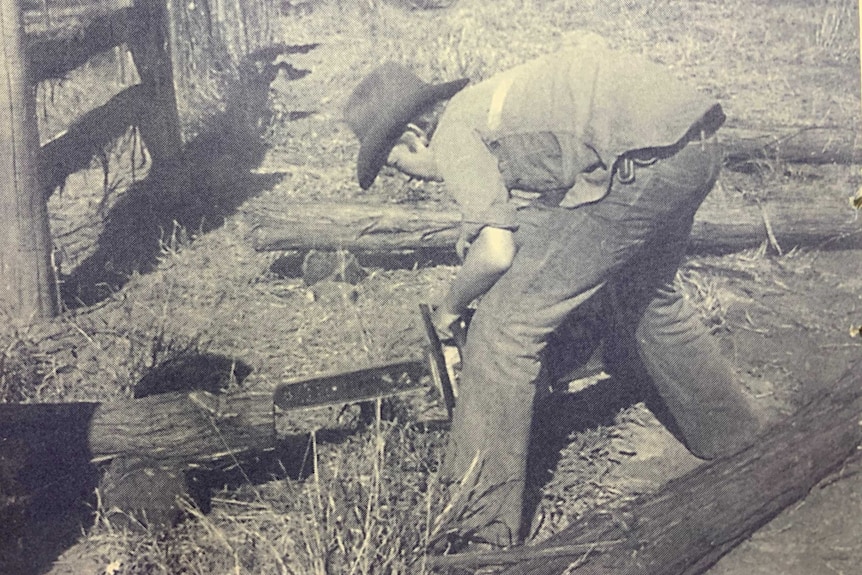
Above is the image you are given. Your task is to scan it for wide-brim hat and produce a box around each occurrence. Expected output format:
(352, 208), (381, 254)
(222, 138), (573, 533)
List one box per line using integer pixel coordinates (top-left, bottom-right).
(345, 63), (469, 189)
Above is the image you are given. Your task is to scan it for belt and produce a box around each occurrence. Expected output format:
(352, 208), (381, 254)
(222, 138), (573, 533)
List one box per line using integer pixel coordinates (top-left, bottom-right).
(616, 126), (718, 185)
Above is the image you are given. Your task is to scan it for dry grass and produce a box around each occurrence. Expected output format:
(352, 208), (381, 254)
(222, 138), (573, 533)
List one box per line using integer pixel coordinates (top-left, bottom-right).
(72, 409), (450, 575)
(2, 0), (860, 573)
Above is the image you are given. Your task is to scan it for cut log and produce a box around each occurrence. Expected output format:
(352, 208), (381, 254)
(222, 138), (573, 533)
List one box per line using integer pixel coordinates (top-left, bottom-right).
(248, 197), (861, 255)
(88, 390), (275, 467)
(0, 391), (275, 470)
(721, 126), (862, 166)
(428, 359), (862, 575)
(0, 393), (272, 539)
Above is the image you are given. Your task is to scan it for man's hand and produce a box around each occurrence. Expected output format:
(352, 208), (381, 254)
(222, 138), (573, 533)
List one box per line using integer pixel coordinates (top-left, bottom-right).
(432, 306), (463, 342)
(433, 226), (515, 345)
(455, 234), (471, 262)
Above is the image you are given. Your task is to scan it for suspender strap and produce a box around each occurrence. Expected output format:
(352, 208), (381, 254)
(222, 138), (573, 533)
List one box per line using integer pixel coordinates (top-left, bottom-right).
(487, 73), (516, 131)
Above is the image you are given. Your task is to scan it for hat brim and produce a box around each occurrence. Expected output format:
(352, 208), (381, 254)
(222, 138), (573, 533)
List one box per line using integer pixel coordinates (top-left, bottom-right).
(357, 77), (469, 190)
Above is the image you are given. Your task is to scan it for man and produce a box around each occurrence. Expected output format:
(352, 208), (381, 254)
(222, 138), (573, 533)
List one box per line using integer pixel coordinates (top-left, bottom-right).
(345, 32), (763, 549)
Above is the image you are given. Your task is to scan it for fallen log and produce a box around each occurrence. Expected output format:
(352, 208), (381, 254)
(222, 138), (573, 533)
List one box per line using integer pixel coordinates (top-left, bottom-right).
(0, 355), (427, 533)
(248, 196), (861, 255)
(0, 392), (273, 537)
(88, 390), (275, 466)
(721, 126), (862, 166)
(0, 391), (275, 470)
(0, 352), (436, 470)
(428, 359), (862, 575)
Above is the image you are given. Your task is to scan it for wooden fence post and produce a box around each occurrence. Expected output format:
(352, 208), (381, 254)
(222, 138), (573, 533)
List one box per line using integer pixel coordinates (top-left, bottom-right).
(0, 0), (58, 320)
(129, 0), (183, 168)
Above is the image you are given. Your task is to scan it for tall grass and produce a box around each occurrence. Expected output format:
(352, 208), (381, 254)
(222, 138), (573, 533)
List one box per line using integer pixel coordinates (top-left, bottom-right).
(286, 402), (455, 575)
(79, 404), (450, 575)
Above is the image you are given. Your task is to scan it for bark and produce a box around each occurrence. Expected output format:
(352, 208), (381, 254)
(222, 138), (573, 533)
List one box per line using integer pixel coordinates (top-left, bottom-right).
(0, 391), (275, 469)
(249, 197), (861, 255)
(128, 0), (183, 166)
(0, 0), (58, 320)
(721, 126), (862, 166)
(250, 203), (464, 252)
(88, 390), (276, 467)
(687, 200), (861, 253)
(164, 0), (279, 139)
(428, 360), (862, 575)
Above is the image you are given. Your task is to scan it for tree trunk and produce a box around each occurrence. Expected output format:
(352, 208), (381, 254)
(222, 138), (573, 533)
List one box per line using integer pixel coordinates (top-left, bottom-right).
(248, 196), (861, 255)
(0, 0), (58, 320)
(163, 0), (279, 140)
(129, 0), (183, 168)
(428, 360), (862, 575)
(721, 126), (862, 166)
(0, 391), (275, 470)
(88, 390), (276, 467)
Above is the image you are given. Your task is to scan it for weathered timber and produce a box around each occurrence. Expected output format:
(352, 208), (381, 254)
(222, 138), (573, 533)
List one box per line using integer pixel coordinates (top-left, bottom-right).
(89, 390), (275, 467)
(0, 357), (433, 470)
(0, 354), (432, 476)
(0, 392), (274, 468)
(249, 198), (861, 255)
(0, 401), (101, 572)
(164, 0), (279, 139)
(38, 83), (148, 194)
(0, 401), (100, 476)
(129, 0), (182, 166)
(0, 0), (59, 320)
(250, 203), (463, 252)
(687, 201), (861, 253)
(722, 126), (862, 166)
(26, 6), (135, 83)
(428, 360), (862, 575)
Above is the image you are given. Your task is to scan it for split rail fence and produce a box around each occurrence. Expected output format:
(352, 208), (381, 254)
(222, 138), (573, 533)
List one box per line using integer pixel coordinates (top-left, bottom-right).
(1, 0), (278, 321)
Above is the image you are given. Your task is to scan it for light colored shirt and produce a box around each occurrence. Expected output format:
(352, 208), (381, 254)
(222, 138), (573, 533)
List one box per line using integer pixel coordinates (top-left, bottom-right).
(431, 33), (725, 241)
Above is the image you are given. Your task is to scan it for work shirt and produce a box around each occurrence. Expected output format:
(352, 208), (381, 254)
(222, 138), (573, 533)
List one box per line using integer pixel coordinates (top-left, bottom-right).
(430, 33), (726, 241)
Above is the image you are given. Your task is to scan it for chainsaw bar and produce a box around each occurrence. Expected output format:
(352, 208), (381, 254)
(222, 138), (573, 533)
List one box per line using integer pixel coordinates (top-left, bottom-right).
(272, 359), (427, 411)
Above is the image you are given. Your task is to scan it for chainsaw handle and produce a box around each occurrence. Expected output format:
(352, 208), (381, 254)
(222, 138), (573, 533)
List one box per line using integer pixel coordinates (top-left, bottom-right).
(450, 315), (468, 352)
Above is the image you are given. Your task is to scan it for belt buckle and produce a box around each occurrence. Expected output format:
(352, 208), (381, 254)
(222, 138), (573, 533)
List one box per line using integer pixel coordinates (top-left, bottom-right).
(617, 157), (635, 184)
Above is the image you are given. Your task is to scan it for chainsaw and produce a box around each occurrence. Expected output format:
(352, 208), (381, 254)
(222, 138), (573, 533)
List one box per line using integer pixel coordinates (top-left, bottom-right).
(272, 304), (467, 419)
(273, 303), (609, 419)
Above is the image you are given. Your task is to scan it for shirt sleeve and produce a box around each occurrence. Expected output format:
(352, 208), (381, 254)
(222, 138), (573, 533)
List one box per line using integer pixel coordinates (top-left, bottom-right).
(432, 105), (518, 242)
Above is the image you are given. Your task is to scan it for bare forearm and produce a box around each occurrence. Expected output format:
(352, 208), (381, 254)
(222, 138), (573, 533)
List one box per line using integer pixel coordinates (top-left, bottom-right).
(438, 227), (516, 318)
(441, 263), (505, 316)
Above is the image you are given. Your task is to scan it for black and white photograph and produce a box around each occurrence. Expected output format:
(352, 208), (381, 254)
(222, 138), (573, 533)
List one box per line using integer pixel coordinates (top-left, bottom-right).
(0, 0), (860, 573)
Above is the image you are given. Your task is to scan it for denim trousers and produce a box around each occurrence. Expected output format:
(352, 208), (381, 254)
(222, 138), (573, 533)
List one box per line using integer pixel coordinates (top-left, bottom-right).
(440, 137), (762, 546)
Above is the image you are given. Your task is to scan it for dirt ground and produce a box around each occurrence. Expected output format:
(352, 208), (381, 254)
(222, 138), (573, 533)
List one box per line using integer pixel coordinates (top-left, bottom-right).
(3, 0), (861, 574)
